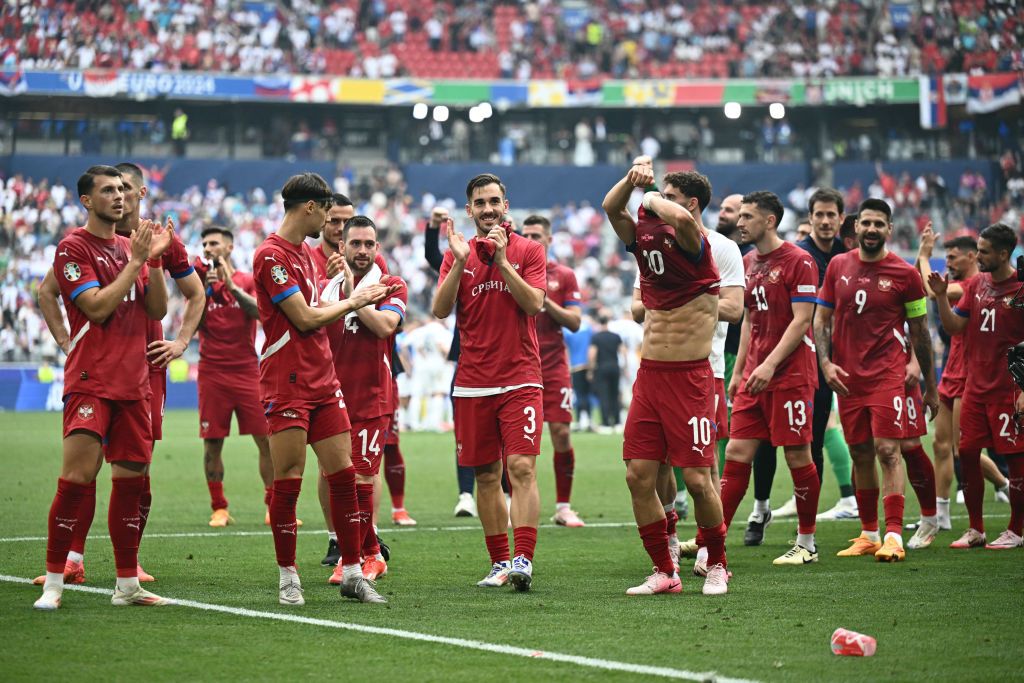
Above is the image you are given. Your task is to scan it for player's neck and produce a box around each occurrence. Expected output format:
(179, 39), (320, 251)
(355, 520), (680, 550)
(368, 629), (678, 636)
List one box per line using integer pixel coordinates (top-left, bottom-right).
(960, 266), (979, 281)
(754, 232), (784, 255)
(115, 212), (140, 235)
(320, 240), (338, 256)
(277, 216), (310, 245)
(810, 234), (835, 253)
(857, 246), (888, 263)
(85, 215), (117, 239)
(989, 263), (1015, 283)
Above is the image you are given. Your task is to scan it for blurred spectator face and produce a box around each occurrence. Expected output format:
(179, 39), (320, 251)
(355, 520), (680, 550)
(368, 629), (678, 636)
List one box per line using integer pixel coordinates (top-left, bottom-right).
(946, 246), (976, 280)
(324, 203), (355, 249)
(809, 200), (842, 243)
(343, 225), (378, 276)
(465, 183), (508, 235)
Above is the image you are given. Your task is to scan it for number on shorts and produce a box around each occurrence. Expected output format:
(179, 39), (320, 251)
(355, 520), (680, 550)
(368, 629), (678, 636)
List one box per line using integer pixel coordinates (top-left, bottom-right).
(357, 428), (381, 457)
(559, 387), (572, 411)
(784, 400), (807, 427)
(893, 396), (904, 422)
(854, 289), (867, 314)
(523, 406), (536, 434)
(907, 397), (918, 421)
(642, 249), (665, 275)
(336, 389), (345, 409)
(981, 307), (996, 332)
(998, 413), (1015, 438)
(753, 285), (769, 311)
(687, 416), (713, 446)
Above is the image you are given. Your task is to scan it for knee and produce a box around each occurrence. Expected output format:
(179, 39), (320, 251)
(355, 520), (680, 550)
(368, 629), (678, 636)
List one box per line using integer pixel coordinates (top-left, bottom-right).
(550, 425), (570, 451)
(683, 469), (713, 498)
(876, 442), (900, 466)
(475, 465), (502, 488)
(204, 439), (225, 457)
(507, 457), (536, 485)
(625, 466), (653, 494)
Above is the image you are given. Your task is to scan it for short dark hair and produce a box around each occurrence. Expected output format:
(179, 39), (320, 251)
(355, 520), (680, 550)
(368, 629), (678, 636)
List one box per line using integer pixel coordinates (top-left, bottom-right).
(807, 188), (844, 215)
(523, 215), (551, 233)
(979, 223), (1018, 256)
(840, 214), (857, 241)
(741, 191), (784, 227)
(342, 215), (377, 240)
(333, 193), (353, 207)
(114, 162), (145, 184)
(77, 165), (121, 197)
(857, 198), (892, 221)
(942, 235), (977, 252)
(465, 173), (507, 201)
(201, 226), (233, 241)
(662, 171), (712, 211)
(281, 172), (332, 211)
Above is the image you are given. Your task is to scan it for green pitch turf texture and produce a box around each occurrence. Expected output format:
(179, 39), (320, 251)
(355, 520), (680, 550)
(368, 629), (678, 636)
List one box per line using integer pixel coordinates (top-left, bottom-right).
(1, 411), (1021, 682)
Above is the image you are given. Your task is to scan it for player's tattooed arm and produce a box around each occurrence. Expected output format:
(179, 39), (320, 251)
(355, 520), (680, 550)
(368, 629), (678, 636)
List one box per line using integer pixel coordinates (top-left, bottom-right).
(908, 315), (940, 417)
(38, 267), (70, 353)
(813, 305), (850, 396)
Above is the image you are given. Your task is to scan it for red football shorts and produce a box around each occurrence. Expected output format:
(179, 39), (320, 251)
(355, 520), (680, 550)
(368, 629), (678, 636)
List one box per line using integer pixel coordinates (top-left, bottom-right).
(264, 390), (351, 444)
(384, 413), (399, 446)
(959, 393), (1022, 452)
(837, 385), (905, 445)
(714, 377), (729, 440)
(63, 393), (154, 464)
(903, 384), (928, 440)
(542, 367), (574, 424)
(149, 370), (166, 441)
(349, 415), (391, 476)
(198, 366), (268, 439)
(938, 375), (965, 411)
(730, 384), (814, 447)
(454, 386), (543, 467)
(624, 358), (716, 469)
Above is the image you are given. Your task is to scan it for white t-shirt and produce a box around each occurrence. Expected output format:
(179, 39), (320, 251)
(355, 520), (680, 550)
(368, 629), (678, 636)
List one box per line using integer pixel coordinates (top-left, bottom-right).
(633, 228), (744, 378)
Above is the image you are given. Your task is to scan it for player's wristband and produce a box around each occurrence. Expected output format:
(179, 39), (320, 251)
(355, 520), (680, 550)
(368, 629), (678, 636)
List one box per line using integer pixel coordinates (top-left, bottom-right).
(904, 297), (927, 318)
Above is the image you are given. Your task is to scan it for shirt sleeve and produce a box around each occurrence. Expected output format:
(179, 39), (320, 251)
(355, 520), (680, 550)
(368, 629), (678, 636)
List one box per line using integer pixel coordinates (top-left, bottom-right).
(522, 242), (547, 293)
(633, 271), (640, 290)
(789, 253), (819, 303)
(54, 239), (100, 303)
(562, 268), (583, 307)
(716, 238), (745, 289)
(437, 250), (454, 288)
(378, 276), (408, 323)
(817, 259), (836, 308)
(162, 234), (194, 279)
(902, 266), (928, 319)
(255, 247), (301, 305)
(952, 276), (973, 318)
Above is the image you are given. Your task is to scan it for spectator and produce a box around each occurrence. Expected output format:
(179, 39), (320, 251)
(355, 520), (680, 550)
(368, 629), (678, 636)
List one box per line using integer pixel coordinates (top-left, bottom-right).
(588, 311), (624, 430)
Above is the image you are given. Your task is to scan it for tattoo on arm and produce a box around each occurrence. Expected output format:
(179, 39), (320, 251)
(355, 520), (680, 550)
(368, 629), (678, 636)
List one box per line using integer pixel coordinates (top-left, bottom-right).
(909, 318), (936, 386)
(233, 288), (260, 318)
(813, 316), (832, 367)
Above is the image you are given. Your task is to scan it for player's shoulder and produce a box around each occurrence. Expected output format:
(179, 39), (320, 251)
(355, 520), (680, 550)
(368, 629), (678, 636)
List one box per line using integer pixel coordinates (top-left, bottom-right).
(383, 273), (407, 288)
(512, 231), (545, 256)
(57, 228), (88, 250)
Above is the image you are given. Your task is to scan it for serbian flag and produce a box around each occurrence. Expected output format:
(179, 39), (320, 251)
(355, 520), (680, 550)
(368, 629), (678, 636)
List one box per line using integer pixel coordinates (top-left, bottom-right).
(966, 73), (1021, 114)
(919, 75), (946, 129)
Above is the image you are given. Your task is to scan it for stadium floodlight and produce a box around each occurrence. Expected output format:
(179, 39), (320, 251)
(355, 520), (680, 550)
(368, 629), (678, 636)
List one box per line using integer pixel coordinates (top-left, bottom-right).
(412, 103), (428, 120)
(769, 102), (786, 120)
(724, 102), (742, 119)
(432, 105), (450, 122)
(478, 102), (493, 119)
(468, 106), (485, 123)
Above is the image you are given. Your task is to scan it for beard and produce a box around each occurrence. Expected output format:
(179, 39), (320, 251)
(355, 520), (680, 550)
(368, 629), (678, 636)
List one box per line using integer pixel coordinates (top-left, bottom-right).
(857, 233), (885, 254)
(717, 219), (737, 237)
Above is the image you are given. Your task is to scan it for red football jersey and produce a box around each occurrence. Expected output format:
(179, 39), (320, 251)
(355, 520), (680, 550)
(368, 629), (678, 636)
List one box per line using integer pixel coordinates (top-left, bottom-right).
(741, 242), (819, 390)
(308, 242), (388, 281)
(818, 251), (927, 395)
(536, 259), (582, 378)
(146, 233), (195, 372)
(253, 234), (340, 405)
(54, 227), (151, 401)
(941, 273), (977, 384)
(327, 274), (408, 421)
(439, 232), (546, 392)
(194, 257), (258, 370)
(628, 207), (720, 311)
(953, 271), (1024, 400)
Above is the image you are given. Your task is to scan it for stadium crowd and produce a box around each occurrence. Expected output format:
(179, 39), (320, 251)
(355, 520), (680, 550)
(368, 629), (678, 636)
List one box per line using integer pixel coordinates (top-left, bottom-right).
(2, 0), (1020, 80)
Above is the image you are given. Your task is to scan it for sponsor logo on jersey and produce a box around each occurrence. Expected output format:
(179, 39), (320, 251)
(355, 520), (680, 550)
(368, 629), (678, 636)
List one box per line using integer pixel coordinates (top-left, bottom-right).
(768, 267), (782, 284)
(840, 275), (851, 285)
(77, 404), (94, 420)
(63, 262), (82, 282)
(878, 278), (893, 292)
(270, 265), (289, 285)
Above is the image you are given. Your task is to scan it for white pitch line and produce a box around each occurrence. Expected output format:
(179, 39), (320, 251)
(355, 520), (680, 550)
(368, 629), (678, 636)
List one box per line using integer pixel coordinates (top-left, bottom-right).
(0, 574), (759, 683)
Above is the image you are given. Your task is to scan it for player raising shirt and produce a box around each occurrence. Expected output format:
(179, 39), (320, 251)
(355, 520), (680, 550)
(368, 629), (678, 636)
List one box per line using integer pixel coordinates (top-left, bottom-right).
(34, 165), (173, 610)
(931, 222), (1024, 550)
(432, 173), (547, 592)
(194, 227), (274, 528)
(324, 215), (408, 584)
(521, 214), (587, 528)
(721, 191), (822, 566)
(814, 198), (937, 563)
(253, 172), (396, 606)
(604, 165), (729, 596)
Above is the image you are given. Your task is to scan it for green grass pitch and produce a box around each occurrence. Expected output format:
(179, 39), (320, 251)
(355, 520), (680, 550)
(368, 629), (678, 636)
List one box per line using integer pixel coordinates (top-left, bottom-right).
(1, 411), (1021, 682)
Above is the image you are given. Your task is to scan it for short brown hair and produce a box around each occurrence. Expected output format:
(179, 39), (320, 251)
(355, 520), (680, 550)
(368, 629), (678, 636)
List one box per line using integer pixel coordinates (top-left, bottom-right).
(465, 173), (507, 201)
(281, 172), (332, 211)
(662, 171), (712, 211)
(77, 165), (121, 197)
(807, 188), (844, 215)
(523, 214), (551, 233)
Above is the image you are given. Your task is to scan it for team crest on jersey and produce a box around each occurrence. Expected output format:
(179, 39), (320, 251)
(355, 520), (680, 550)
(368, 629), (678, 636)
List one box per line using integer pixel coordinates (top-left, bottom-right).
(878, 278), (893, 292)
(63, 262), (82, 282)
(548, 280), (560, 291)
(270, 265), (289, 285)
(768, 267), (782, 284)
(663, 237), (674, 250)
(77, 404), (94, 420)
(1003, 296), (1014, 309)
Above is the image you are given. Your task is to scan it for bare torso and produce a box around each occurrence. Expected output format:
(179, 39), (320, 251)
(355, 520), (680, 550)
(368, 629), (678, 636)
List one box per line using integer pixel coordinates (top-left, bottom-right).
(641, 292), (717, 361)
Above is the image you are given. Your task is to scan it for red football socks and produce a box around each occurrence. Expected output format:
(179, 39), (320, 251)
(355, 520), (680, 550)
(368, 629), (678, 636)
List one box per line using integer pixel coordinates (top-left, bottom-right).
(269, 478), (302, 567)
(553, 449), (575, 504)
(324, 467), (361, 567)
(1007, 455), (1024, 536)
(137, 475), (152, 543)
(856, 487), (880, 532)
(356, 483), (380, 557)
(383, 444), (406, 510)
(960, 449), (985, 533)
(109, 476), (145, 578)
(513, 526), (537, 561)
(207, 481), (229, 511)
(68, 479), (96, 555)
(485, 533), (510, 564)
(719, 460), (752, 529)
(701, 521), (728, 569)
(638, 519), (675, 576)
(882, 493), (905, 535)
(902, 444), (937, 517)
(46, 478), (89, 573)
(790, 463), (820, 536)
